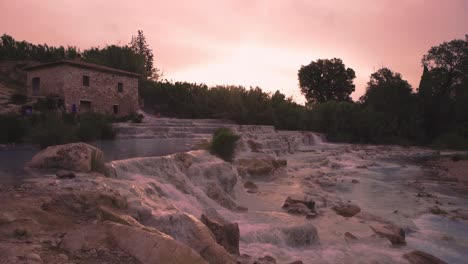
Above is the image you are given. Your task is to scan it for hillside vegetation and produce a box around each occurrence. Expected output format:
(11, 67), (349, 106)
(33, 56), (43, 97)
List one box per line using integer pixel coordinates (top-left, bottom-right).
(1, 33), (467, 149)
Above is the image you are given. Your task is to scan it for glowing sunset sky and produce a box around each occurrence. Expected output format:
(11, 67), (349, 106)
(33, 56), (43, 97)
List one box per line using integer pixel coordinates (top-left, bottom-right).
(1, 0), (467, 103)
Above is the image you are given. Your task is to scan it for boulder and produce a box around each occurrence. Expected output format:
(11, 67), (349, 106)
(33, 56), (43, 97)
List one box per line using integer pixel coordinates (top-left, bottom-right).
(344, 232), (358, 241)
(146, 212), (236, 264)
(283, 196), (315, 211)
(286, 203), (311, 215)
(201, 214), (240, 255)
(282, 223), (319, 247)
(370, 224), (406, 245)
(332, 203), (361, 217)
(26, 143), (104, 172)
(255, 255), (277, 264)
(106, 222), (208, 264)
(403, 251), (448, 264)
(61, 222), (208, 264)
(282, 196), (316, 216)
(351, 179), (359, 184)
(235, 156), (287, 177)
(56, 170), (76, 179)
(244, 181), (259, 193)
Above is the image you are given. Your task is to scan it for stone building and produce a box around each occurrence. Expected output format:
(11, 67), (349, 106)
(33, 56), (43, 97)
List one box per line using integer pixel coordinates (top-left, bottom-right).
(23, 60), (140, 116)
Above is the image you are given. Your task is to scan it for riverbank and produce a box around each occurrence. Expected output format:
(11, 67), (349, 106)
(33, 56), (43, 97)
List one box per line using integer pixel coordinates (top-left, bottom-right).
(1, 139), (467, 263)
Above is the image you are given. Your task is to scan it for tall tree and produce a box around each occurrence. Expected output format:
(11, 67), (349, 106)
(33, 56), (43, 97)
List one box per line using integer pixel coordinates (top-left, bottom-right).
(298, 58), (356, 104)
(419, 35), (468, 138)
(130, 30), (160, 80)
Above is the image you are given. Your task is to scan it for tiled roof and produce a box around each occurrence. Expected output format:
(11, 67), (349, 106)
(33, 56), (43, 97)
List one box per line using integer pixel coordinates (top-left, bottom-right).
(22, 60), (141, 77)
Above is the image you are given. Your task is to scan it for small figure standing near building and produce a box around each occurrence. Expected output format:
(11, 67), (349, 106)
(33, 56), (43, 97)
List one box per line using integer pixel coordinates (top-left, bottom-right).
(71, 103), (77, 121)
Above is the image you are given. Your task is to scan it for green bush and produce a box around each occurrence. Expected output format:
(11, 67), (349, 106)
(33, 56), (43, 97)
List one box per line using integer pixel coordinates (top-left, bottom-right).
(210, 128), (240, 162)
(131, 113), (144, 123)
(0, 113), (26, 143)
(10, 93), (27, 105)
(431, 133), (468, 150)
(30, 113), (78, 148)
(77, 113), (115, 141)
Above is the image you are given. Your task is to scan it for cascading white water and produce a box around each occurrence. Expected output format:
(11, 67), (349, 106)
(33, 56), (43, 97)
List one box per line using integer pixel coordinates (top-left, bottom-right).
(105, 118), (468, 263)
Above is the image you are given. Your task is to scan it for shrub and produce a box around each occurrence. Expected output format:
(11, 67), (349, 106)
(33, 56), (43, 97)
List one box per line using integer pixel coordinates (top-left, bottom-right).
(210, 128), (240, 162)
(77, 113), (115, 141)
(0, 113), (26, 143)
(431, 133), (468, 150)
(131, 113), (144, 123)
(10, 92), (27, 105)
(30, 113), (78, 148)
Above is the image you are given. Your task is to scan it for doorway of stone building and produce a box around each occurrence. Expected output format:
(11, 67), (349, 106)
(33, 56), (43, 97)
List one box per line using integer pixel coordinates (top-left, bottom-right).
(113, 105), (119, 115)
(79, 100), (92, 113)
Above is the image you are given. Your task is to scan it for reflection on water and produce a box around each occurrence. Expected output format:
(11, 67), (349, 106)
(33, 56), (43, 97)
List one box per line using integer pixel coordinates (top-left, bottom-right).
(0, 138), (200, 184)
(92, 138), (197, 161)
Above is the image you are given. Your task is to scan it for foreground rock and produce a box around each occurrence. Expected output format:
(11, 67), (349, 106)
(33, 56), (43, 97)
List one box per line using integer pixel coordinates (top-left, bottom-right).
(201, 214), (240, 255)
(62, 222), (208, 264)
(255, 255), (277, 264)
(332, 202), (361, 217)
(403, 250), (448, 264)
(370, 224), (406, 245)
(56, 170), (76, 179)
(344, 232), (358, 241)
(26, 142), (104, 172)
(244, 181), (259, 193)
(282, 196), (316, 216)
(146, 212), (236, 264)
(235, 156), (287, 177)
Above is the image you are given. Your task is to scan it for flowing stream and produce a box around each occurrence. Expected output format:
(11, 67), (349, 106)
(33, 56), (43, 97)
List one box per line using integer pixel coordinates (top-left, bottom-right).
(2, 117), (467, 263)
(109, 138), (468, 263)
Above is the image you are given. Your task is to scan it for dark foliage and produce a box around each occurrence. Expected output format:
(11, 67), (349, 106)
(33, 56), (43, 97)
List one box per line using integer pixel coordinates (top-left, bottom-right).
(10, 92), (28, 105)
(210, 128), (240, 162)
(0, 113), (26, 143)
(298, 58), (356, 104)
(140, 80), (306, 131)
(0, 34), (78, 61)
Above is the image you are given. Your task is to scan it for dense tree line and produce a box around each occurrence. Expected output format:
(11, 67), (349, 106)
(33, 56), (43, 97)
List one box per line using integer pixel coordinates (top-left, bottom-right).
(1, 32), (467, 149)
(0, 31), (158, 79)
(139, 81), (306, 130)
(299, 35), (468, 149)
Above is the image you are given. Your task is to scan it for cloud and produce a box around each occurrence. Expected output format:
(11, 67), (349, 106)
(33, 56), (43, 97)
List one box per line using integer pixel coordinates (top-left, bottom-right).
(1, 0), (467, 102)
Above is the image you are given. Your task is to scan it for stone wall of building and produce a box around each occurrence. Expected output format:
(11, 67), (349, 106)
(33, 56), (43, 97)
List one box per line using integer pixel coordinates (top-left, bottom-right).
(25, 65), (66, 97)
(25, 64), (139, 116)
(61, 65), (139, 116)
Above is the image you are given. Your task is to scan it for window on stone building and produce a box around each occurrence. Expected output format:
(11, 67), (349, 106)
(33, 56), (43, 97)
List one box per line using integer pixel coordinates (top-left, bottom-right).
(32, 77), (40, 96)
(117, 82), (123, 93)
(83, 75), (90, 86)
(113, 105), (119, 114)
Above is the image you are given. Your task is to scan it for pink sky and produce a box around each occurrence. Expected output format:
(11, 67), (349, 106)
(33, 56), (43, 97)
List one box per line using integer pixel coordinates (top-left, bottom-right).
(1, 0), (467, 103)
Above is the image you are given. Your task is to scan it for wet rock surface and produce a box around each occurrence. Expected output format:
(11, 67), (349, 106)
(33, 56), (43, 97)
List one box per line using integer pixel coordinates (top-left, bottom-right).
(55, 170), (76, 179)
(403, 250), (448, 264)
(26, 142), (104, 172)
(370, 224), (406, 245)
(1, 132), (467, 263)
(201, 213), (240, 255)
(332, 202), (361, 217)
(282, 196), (316, 216)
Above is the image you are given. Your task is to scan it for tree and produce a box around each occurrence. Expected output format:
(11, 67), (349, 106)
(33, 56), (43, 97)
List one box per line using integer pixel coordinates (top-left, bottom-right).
(421, 35), (468, 99)
(82, 45), (145, 76)
(298, 58), (356, 104)
(359, 68), (418, 140)
(130, 30), (160, 80)
(360, 68), (413, 110)
(419, 35), (468, 139)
